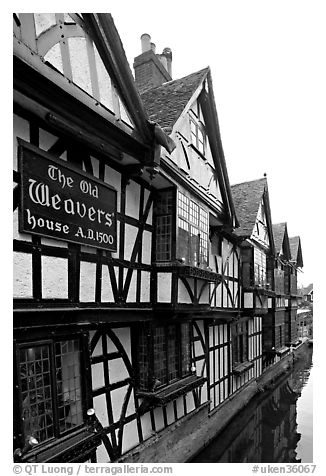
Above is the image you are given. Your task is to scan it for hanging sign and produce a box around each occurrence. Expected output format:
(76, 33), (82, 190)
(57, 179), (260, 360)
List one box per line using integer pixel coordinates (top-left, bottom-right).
(18, 140), (117, 251)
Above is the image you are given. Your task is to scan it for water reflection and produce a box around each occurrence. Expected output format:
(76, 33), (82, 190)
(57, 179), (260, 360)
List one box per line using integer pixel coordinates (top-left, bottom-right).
(192, 348), (313, 463)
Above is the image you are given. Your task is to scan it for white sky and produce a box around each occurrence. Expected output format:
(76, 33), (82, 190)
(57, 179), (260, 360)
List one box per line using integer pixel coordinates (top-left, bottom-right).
(107, 0), (323, 287)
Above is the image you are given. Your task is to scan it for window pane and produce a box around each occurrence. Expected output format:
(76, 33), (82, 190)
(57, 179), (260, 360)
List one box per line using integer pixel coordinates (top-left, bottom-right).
(153, 327), (167, 386)
(56, 340), (83, 433)
(156, 215), (172, 261)
(181, 323), (191, 376)
(189, 201), (199, 225)
(167, 325), (178, 382)
(19, 345), (54, 443)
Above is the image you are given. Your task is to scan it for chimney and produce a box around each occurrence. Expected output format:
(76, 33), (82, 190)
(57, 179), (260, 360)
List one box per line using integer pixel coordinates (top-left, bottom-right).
(162, 47), (172, 77)
(141, 33), (151, 53)
(133, 34), (172, 94)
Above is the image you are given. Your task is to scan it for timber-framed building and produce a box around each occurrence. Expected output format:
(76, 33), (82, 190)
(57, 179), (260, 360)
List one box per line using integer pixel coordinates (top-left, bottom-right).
(13, 13), (305, 463)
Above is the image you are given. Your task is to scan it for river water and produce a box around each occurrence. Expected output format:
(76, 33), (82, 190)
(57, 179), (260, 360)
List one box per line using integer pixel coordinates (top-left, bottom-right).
(192, 347), (313, 463)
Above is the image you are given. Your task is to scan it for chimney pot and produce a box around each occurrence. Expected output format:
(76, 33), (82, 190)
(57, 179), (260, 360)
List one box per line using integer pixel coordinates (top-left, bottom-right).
(162, 47), (172, 77)
(150, 42), (156, 53)
(141, 33), (151, 53)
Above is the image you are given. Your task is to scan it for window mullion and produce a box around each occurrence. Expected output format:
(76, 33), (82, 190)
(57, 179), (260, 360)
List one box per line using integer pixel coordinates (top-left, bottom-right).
(50, 341), (60, 438)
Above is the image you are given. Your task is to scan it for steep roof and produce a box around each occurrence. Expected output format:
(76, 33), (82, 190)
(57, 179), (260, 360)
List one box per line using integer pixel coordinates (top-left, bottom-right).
(272, 223), (287, 254)
(140, 68), (209, 134)
(289, 236), (303, 267)
(231, 178), (268, 237)
(273, 222), (291, 259)
(304, 283), (313, 295)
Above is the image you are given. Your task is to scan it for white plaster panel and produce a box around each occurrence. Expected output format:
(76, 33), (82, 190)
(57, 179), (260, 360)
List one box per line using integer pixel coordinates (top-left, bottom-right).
(41, 256), (68, 299)
(153, 407), (165, 432)
(140, 412), (153, 440)
(121, 419), (139, 455)
(109, 358), (128, 384)
(126, 269), (137, 303)
(125, 391), (135, 417)
(13, 208), (32, 242)
(124, 224), (138, 262)
(113, 327), (131, 361)
(111, 222), (120, 259)
(41, 237), (68, 248)
(101, 265), (114, 302)
(234, 282), (238, 307)
(145, 191), (153, 226)
(79, 261), (96, 302)
(13, 252), (32, 298)
(224, 346), (228, 375)
(142, 231), (152, 265)
(96, 443), (110, 463)
(209, 354), (214, 383)
(186, 392), (195, 413)
(104, 165), (121, 211)
(176, 397), (185, 419)
(110, 386), (128, 421)
(13, 115), (29, 171)
(90, 331), (102, 357)
(69, 37), (92, 95)
(93, 394), (109, 427)
(244, 292), (254, 308)
(141, 271), (150, 302)
(90, 156), (100, 178)
(194, 340), (202, 358)
(39, 128), (59, 151)
(166, 401), (175, 425)
(223, 282), (228, 308)
(106, 335), (118, 354)
(224, 324), (228, 342)
(125, 181), (140, 219)
(178, 278), (193, 304)
(216, 284), (222, 307)
(92, 363), (104, 390)
(157, 273), (171, 302)
(209, 326), (214, 348)
(200, 384), (207, 405)
(199, 283), (209, 304)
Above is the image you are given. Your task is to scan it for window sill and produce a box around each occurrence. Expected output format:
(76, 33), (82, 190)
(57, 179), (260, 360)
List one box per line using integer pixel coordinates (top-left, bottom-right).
(232, 361), (254, 376)
(18, 426), (101, 463)
(275, 346), (290, 356)
(136, 375), (206, 406)
(154, 263), (221, 283)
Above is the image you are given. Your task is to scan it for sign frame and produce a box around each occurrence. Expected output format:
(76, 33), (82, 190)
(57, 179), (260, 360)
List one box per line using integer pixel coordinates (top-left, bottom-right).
(18, 139), (118, 252)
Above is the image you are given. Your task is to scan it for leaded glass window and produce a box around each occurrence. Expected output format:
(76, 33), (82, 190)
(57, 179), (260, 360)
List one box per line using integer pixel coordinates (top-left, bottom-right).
(17, 338), (84, 445)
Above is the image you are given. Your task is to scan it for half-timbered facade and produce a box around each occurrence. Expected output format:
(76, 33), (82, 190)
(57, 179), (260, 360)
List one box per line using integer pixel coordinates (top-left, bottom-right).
(271, 223), (293, 354)
(231, 178), (274, 373)
(13, 13), (178, 463)
(288, 236), (304, 344)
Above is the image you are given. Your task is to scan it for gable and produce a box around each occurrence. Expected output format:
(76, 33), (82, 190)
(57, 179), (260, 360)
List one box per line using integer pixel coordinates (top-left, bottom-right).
(172, 98), (223, 211)
(14, 14), (149, 142)
(251, 200), (270, 247)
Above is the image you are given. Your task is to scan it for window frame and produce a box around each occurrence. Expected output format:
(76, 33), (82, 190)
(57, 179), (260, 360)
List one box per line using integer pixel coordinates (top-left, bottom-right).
(154, 188), (176, 262)
(232, 321), (249, 366)
(136, 321), (192, 392)
(14, 332), (91, 452)
(190, 117), (206, 156)
(177, 191), (209, 268)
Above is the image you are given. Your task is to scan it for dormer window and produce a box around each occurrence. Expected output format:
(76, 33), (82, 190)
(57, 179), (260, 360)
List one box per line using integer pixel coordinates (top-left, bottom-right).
(190, 118), (206, 156)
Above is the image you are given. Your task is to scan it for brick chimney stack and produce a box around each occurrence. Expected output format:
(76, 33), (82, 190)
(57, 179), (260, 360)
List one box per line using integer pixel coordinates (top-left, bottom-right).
(133, 34), (172, 94)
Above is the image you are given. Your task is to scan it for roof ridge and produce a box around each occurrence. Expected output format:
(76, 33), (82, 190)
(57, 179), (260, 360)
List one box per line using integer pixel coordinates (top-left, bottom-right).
(231, 177), (267, 188)
(141, 67), (209, 95)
